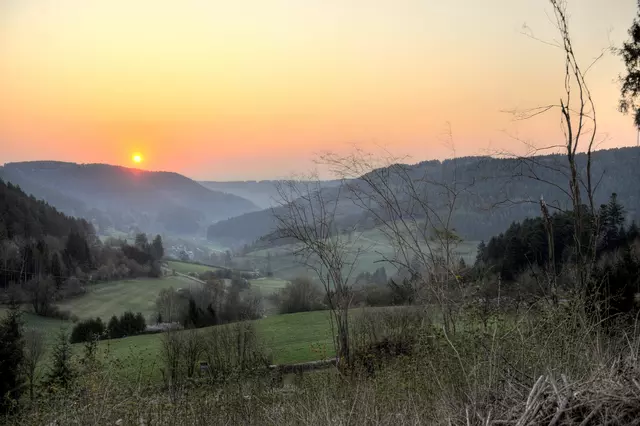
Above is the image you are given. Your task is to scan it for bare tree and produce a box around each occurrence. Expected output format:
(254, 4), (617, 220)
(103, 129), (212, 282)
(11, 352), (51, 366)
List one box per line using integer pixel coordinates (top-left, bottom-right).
(273, 176), (364, 364)
(322, 138), (474, 334)
(161, 329), (184, 389)
(183, 329), (204, 378)
(23, 328), (45, 401)
(503, 0), (606, 303)
(24, 276), (56, 316)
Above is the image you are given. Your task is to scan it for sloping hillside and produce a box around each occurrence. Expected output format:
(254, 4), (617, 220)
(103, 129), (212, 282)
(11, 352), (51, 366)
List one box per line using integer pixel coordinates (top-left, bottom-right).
(206, 147), (640, 246)
(0, 178), (95, 286)
(0, 162), (259, 236)
(0, 178), (93, 240)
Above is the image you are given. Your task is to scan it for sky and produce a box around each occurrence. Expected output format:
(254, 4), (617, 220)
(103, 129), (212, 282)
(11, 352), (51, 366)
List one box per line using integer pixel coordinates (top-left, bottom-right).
(0, 0), (638, 180)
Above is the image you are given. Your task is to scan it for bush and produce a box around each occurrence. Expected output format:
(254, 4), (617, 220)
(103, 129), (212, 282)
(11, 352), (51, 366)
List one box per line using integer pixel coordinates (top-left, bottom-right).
(148, 261), (162, 278)
(60, 276), (85, 298)
(70, 318), (105, 343)
(43, 305), (72, 321)
(277, 277), (324, 314)
(203, 321), (272, 382)
(363, 284), (395, 307)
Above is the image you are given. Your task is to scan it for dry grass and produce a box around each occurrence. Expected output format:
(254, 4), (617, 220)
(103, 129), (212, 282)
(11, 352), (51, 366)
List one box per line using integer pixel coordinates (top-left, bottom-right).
(4, 304), (640, 425)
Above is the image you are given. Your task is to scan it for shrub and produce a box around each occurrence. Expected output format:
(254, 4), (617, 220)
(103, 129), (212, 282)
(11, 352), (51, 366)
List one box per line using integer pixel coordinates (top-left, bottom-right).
(44, 306), (72, 321)
(276, 277), (324, 314)
(70, 317), (105, 343)
(203, 321), (272, 382)
(363, 284), (395, 307)
(60, 276), (85, 298)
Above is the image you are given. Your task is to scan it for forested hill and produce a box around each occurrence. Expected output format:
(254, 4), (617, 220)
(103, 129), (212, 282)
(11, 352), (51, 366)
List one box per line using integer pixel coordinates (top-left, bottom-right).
(206, 146), (640, 246)
(0, 161), (260, 236)
(0, 179), (93, 240)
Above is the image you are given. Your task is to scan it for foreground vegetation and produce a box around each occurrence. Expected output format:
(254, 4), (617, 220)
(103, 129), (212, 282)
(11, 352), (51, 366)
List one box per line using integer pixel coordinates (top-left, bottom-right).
(3, 302), (640, 425)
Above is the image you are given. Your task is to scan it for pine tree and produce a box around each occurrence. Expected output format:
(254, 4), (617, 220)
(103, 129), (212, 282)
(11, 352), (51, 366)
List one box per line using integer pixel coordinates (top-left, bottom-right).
(475, 240), (486, 266)
(107, 315), (121, 339)
(628, 221), (639, 242)
(619, 3), (640, 128)
(151, 235), (164, 261)
(135, 233), (149, 250)
(224, 250), (233, 267)
(0, 302), (24, 413)
(45, 329), (76, 391)
(607, 193), (626, 229)
(50, 252), (64, 289)
(266, 252), (273, 277)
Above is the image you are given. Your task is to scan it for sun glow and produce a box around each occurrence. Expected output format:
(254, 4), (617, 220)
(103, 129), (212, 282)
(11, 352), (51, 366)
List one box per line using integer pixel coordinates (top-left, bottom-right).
(132, 153), (143, 164)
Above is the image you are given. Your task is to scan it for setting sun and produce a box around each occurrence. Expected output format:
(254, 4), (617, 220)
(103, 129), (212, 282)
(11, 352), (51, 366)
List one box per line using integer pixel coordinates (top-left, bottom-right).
(132, 153), (143, 164)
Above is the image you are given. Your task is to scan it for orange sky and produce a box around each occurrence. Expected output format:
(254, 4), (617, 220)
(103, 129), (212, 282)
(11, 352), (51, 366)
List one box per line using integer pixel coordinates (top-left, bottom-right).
(0, 0), (637, 180)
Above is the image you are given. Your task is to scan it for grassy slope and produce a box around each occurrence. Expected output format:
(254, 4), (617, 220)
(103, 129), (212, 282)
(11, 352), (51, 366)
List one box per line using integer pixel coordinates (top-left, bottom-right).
(3, 308), (335, 382)
(56, 276), (195, 321)
(248, 277), (289, 295)
(165, 260), (220, 275)
(0, 308), (71, 345)
(81, 310), (336, 382)
(237, 227), (480, 280)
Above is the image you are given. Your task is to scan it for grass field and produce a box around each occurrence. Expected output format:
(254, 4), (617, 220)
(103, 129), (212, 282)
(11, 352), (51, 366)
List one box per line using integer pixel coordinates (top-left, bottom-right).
(56, 276), (195, 321)
(165, 260), (220, 275)
(238, 227), (480, 280)
(33, 309), (336, 383)
(248, 277), (289, 295)
(0, 308), (71, 345)
(98, 309), (335, 378)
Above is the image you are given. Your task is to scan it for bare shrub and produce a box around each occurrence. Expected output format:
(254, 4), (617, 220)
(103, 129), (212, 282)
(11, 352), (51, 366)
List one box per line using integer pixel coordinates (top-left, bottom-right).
(13, 327), (44, 405)
(183, 329), (204, 379)
(276, 277), (324, 314)
(203, 321), (271, 383)
(160, 329), (185, 388)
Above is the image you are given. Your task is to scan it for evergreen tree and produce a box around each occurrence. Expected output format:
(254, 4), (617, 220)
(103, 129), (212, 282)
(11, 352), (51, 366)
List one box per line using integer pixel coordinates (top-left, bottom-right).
(475, 240), (486, 265)
(224, 250), (233, 268)
(65, 231), (92, 270)
(134, 233), (149, 250)
(266, 251), (273, 277)
(45, 329), (75, 391)
(619, 3), (640, 128)
(372, 267), (388, 286)
(107, 315), (121, 339)
(151, 234), (164, 260)
(50, 252), (64, 289)
(628, 221), (639, 242)
(0, 302), (24, 413)
(186, 298), (200, 328)
(606, 193), (626, 229)
(134, 312), (146, 333)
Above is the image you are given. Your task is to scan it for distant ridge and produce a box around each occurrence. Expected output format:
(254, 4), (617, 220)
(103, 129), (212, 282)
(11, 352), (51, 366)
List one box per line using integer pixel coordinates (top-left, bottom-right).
(0, 161), (260, 236)
(206, 146), (640, 246)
